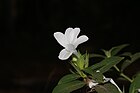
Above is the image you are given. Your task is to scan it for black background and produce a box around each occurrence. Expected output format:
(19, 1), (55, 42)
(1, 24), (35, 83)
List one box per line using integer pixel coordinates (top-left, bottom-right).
(0, 0), (140, 93)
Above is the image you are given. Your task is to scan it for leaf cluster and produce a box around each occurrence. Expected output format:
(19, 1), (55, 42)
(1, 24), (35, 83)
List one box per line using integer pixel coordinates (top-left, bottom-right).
(53, 44), (140, 93)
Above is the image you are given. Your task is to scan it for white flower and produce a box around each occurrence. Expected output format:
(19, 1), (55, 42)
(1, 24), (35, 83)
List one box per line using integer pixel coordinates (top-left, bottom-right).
(54, 27), (88, 60)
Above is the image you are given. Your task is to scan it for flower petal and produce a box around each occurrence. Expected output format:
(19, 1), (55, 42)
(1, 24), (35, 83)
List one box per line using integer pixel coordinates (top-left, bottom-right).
(69, 28), (80, 44)
(58, 49), (72, 60)
(54, 32), (67, 47)
(74, 35), (88, 48)
(65, 28), (73, 43)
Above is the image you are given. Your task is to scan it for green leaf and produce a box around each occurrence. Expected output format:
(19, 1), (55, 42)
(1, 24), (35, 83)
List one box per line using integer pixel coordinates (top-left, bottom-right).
(52, 80), (85, 93)
(58, 74), (81, 85)
(77, 54), (85, 70)
(131, 52), (140, 62)
(110, 44), (129, 56)
(119, 52), (132, 57)
(99, 56), (124, 73)
(70, 61), (82, 76)
(102, 49), (111, 58)
(84, 56), (124, 74)
(92, 71), (104, 83)
(70, 61), (87, 78)
(89, 53), (105, 58)
(129, 73), (140, 93)
(121, 52), (140, 71)
(72, 52), (89, 70)
(84, 62), (104, 76)
(84, 53), (89, 68)
(121, 59), (131, 72)
(95, 83), (121, 93)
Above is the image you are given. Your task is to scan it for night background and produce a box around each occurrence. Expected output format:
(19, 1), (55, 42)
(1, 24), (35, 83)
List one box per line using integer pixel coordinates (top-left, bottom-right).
(0, 0), (140, 93)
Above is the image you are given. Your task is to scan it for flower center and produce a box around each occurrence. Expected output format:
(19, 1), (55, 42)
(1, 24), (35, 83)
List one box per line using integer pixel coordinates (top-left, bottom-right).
(66, 44), (75, 52)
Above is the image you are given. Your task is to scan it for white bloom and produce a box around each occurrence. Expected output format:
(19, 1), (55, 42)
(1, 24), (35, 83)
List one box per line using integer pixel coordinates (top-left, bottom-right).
(54, 27), (88, 60)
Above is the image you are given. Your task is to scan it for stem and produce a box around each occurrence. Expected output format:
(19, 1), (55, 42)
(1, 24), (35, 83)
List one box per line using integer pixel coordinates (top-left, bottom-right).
(120, 73), (133, 83)
(114, 65), (120, 72)
(70, 61), (87, 78)
(73, 50), (79, 57)
(113, 65), (133, 83)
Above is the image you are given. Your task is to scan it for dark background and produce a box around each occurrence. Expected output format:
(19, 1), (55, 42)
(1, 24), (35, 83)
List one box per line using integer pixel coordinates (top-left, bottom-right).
(0, 0), (140, 93)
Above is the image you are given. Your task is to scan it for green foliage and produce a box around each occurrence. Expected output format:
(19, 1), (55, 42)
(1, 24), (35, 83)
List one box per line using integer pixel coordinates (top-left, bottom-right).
(72, 52), (89, 70)
(53, 44), (140, 93)
(101, 44), (129, 58)
(129, 73), (140, 93)
(70, 61), (87, 78)
(121, 52), (140, 71)
(102, 49), (112, 58)
(52, 80), (85, 93)
(91, 71), (104, 83)
(58, 74), (81, 84)
(110, 44), (129, 56)
(76, 53), (85, 70)
(84, 56), (124, 74)
(89, 53), (105, 58)
(84, 53), (89, 68)
(119, 52), (132, 57)
(98, 57), (124, 73)
(95, 83), (121, 93)
(53, 74), (86, 93)
(89, 44), (129, 58)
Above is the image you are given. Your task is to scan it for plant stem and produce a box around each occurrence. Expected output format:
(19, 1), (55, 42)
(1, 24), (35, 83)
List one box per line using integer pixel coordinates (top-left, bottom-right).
(114, 65), (120, 72)
(113, 65), (133, 83)
(120, 73), (133, 83)
(70, 61), (87, 78)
